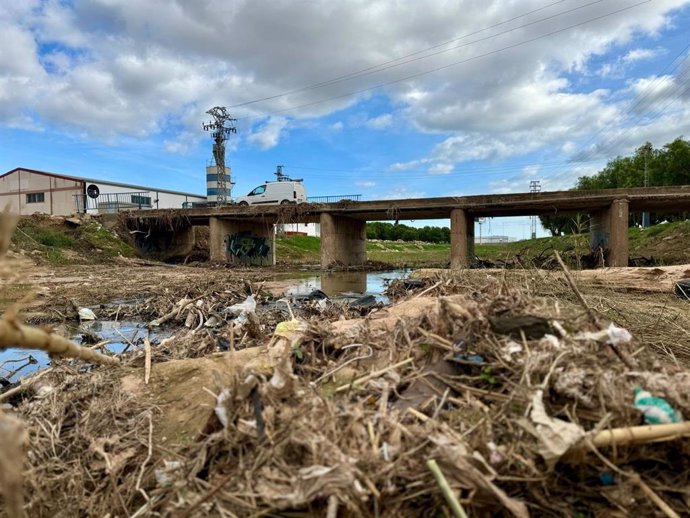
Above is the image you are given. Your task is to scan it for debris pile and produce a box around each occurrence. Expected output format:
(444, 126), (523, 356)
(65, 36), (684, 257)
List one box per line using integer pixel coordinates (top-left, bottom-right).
(5, 270), (690, 517)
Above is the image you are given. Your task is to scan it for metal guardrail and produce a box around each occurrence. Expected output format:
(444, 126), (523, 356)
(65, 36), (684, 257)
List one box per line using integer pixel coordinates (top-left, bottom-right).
(74, 192), (153, 213)
(307, 194), (361, 203)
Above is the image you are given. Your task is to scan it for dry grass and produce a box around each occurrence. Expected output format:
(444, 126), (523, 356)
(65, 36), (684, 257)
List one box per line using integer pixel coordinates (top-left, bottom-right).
(3, 267), (690, 517)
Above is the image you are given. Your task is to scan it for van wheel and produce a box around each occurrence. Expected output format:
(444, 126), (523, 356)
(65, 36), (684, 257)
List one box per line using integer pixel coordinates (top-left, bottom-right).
(238, 201), (249, 206)
(280, 200), (291, 205)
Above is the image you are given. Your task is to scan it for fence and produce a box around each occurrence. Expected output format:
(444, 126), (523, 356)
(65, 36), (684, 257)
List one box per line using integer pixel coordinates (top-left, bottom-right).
(306, 194), (361, 203)
(74, 192), (153, 213)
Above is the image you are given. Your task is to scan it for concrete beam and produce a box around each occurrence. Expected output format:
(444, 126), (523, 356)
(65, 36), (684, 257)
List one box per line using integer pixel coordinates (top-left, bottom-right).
(450, 208), (474, 268)
(590, 199), (629, 267)
(209, 217), (275, 265)
(320, 213), (366, 269)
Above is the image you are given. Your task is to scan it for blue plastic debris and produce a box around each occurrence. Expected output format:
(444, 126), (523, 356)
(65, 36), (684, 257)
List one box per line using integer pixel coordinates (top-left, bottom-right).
(633, 387), (682, 424)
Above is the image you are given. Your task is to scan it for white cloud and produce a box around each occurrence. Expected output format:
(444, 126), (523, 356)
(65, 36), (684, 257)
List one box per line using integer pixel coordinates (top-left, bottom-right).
(377, 186), (426, 200)
(247, 116), (288, 150)
(598, 47), (661, 77)
(623, 48), (659, 63)
(356, 180), (376, 188)
(330, 121), (344, 131)
(388, 160), (422, 171)
(0, 0), (687, 172)
(428, 163), (453, 174)
(364, 113), (393, 129)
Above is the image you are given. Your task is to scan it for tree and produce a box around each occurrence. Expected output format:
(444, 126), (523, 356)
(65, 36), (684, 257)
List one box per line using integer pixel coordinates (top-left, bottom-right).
(540, 137), (690, 234)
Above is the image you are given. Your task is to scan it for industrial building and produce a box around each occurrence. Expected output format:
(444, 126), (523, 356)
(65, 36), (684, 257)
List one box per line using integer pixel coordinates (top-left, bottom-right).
(0, 167), (206, 216)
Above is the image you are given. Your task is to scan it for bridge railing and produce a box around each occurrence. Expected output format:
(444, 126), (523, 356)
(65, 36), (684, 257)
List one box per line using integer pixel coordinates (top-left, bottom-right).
(74, 192), (153, 213)
(306, 194), (361, 203)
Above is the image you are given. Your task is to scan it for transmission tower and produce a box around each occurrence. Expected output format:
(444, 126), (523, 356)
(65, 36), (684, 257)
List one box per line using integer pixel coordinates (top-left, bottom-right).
(529, 180), (541, 239)
(203, 107), (237, 205)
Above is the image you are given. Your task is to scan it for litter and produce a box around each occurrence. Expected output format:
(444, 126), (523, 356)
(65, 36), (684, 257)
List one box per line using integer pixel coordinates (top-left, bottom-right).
(633, 387), (683, 424)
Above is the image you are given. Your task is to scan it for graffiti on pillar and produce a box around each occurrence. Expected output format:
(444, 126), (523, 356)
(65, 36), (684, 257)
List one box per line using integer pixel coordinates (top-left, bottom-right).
(226, 231), (271, 263)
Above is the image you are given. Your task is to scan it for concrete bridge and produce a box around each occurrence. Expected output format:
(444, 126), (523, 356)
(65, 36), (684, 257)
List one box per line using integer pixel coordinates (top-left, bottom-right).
(124, 185), (690, 268)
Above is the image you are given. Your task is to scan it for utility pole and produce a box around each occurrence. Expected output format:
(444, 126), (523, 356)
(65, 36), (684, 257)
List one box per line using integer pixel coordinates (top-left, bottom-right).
(642, 144), (651, 228)
(203, 107), (237, 205)
(529, 180), (541, 239)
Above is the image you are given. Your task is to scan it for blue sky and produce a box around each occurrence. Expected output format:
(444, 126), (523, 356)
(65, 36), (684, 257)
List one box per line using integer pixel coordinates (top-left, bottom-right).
(1, 0), (690, 238)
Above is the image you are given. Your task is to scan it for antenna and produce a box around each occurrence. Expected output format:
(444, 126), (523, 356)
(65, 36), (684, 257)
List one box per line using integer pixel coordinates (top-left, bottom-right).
(203, 107), (237, 205)
(274, 165), (302, 183)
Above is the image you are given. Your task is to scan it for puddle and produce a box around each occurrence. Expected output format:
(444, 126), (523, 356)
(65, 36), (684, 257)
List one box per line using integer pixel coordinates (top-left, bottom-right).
(0, 319), (171, 385)
(286, 269), (409, 301)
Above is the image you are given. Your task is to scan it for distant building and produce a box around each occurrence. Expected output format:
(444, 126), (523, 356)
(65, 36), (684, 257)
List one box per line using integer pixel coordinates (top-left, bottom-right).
(477, 235), (514, 244)
(0, 167), (206, 216)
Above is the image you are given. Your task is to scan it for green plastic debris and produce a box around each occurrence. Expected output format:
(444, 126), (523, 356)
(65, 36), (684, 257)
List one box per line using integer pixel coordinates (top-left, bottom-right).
(633, 387), (682, 424)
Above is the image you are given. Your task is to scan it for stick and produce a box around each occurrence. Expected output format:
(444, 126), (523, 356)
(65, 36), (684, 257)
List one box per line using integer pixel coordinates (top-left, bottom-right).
(0, 318), (119, 366)
(326, 495), (339, 518)
(586, 422), (690, 449)
(632, 472), (680, 518)
(334, 357), (414, 393)
(427, 459), (469, 518)
(144, 336), (152, 385)
(413, 281), (443, 299)
(407, 407), (430, 422)
(554, 251), (635, 369)
(554, 251), (595, 321)
(418, 328), (454, 351)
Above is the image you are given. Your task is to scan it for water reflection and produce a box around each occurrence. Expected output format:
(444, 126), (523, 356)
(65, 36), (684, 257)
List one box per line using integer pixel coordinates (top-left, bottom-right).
(321, 271), (366, 295)
(286, 269), (409, 298)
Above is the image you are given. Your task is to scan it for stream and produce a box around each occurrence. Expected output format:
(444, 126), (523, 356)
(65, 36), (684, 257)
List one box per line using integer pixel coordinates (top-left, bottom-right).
(0, 269), (409, 385)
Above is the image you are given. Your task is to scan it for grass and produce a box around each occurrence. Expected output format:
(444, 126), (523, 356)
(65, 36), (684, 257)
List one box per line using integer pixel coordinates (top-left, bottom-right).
(78, 221), (136, 258)
(12, 216), (136, 265)
(14, 224), (75, 248)
(276, 220), (690, 267)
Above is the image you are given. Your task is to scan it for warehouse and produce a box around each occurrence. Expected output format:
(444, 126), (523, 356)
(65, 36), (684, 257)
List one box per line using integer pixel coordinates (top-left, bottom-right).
(0, 167), (205, 216)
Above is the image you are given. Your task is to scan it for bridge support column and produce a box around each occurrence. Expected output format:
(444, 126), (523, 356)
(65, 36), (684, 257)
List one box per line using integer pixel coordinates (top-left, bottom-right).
(590, 199), (629, 267)
(450, 209), (474, 268)
(209, 217), (275, 266)
(320, 213), (366, 269)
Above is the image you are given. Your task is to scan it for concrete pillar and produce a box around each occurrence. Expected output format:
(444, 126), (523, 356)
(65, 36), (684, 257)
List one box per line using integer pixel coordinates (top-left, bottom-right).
(450, 209), (474, 268)
(609, 199), (629, 267)
(320, 213), (366, 269)
(209, 217), (275, 266)
(590, 199), (629, 267)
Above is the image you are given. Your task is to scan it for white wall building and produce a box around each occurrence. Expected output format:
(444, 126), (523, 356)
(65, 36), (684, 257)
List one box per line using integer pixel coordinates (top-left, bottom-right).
(0, 168), (206, 216)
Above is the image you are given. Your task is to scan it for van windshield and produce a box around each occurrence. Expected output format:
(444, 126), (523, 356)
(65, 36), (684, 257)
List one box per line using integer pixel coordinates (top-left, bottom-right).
(249, 185), (266, 196)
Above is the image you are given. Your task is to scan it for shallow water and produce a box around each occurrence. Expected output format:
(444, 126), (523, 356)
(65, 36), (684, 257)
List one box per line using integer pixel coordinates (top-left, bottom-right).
(285, 269), (409, 301)
(0, 319), (171, 384)
(1, 270), (408, 384)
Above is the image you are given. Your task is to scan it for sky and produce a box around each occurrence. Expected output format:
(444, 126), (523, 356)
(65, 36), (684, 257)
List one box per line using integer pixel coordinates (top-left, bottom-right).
(1, 0), (690, 238)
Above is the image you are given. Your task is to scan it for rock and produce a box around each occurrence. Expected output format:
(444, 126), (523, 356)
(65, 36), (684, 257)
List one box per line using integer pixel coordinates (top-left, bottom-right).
(65, 217), (82, 227)
(489, 314), (554, 339)
(305, 289), (329, 301)
(674, 279), (690, 300)
(349, 294), (377, 309)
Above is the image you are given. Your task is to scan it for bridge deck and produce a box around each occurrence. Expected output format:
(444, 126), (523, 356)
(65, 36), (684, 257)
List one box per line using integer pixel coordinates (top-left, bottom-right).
(129, 185), (690, 224)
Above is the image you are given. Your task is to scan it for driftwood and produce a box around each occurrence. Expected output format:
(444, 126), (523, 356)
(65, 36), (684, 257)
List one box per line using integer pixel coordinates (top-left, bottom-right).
(0, 318), (119, 366)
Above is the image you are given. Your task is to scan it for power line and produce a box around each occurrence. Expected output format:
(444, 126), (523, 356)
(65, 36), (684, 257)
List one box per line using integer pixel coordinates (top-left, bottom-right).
(570, 42), (690, 164)
(229, 0), (590, 109)
(268, 159), (600, 180)
(237, 1), (650, 122)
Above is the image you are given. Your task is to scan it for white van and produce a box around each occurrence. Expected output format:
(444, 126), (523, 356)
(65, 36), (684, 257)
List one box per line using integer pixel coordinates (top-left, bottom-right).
(234, 181), (307, 206)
